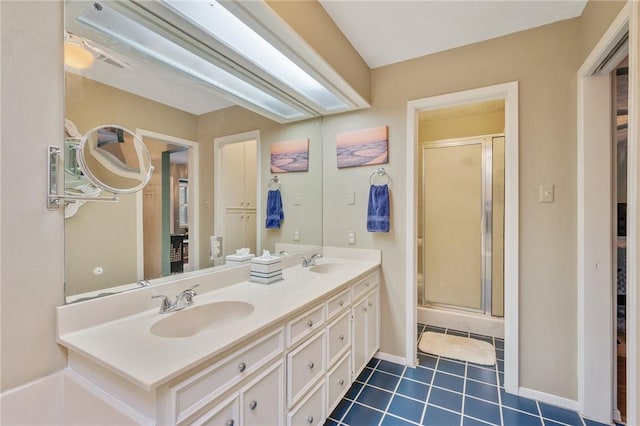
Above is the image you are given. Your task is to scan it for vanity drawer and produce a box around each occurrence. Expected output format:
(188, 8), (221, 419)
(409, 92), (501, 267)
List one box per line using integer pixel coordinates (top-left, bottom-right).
(287, 330), (326, 407)
(171, 327), (284, 424)
(326, 288), (351, 320)
(327, 311), (351, 367)
(287, 381), (326, 426)
(287, 304), (325, 347)
(190, 394), (238, 426)
(352, 271), (378, 301)
(327, 352), (351, 413)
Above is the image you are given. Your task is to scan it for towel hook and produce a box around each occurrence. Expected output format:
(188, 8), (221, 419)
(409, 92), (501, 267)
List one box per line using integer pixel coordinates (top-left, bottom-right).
(369, 167), (391, 186)
(268, 175), (280, 190)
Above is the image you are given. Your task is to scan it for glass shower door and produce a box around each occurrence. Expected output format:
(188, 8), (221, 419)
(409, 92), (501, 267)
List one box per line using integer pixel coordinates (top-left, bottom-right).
(423, 141), (484, 311)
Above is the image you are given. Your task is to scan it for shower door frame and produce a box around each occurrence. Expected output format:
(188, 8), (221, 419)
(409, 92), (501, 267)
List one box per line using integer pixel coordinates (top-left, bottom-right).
(421, 135), (502, 315)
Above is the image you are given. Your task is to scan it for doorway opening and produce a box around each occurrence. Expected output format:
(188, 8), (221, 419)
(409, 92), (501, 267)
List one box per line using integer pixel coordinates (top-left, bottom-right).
(136, 130), (199, 281)
(406, 81), (519, 394)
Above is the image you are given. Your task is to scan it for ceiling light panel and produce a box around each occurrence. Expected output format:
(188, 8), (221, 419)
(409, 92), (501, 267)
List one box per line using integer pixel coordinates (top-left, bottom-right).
(160, 0), (348, 113)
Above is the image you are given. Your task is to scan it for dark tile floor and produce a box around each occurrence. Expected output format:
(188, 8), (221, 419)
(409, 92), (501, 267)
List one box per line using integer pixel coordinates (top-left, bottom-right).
(325, 324), (615, 426)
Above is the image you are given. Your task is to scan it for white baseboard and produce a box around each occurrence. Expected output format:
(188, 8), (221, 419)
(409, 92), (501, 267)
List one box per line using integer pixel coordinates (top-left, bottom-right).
(375, 351), (409, 366)
(518, 387), (579, 412)
(0, 372), (64, 425)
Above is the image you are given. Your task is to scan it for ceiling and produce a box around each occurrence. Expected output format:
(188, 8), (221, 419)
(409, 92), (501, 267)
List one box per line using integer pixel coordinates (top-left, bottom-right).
(68, 0), (587, 116)
(319, 0), (587, 69)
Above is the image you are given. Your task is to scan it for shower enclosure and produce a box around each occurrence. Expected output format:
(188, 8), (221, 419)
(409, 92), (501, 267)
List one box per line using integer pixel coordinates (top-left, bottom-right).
(419, 134), (505, 317)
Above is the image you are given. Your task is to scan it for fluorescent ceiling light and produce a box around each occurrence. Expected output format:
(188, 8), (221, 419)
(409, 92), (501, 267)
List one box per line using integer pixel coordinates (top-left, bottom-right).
(160, 0), (348, 113)
(76, 3), (308, 121)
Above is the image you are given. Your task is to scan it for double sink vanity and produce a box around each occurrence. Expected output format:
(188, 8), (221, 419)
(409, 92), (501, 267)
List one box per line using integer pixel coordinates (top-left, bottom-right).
(57, 247), (381, 425)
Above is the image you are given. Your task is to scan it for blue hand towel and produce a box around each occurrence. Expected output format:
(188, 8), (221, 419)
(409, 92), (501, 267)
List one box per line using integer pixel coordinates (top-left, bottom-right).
(265, 189), (284, 229)
(367, 184), (390, 232)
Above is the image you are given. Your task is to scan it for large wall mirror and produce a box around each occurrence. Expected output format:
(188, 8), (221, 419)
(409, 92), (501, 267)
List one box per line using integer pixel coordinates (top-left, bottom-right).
(64, 1), (323, 302)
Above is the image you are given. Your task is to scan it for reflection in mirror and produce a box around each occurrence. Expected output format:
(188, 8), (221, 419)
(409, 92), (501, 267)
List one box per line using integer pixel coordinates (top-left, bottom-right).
(78, 125), (153, 193)
(65, 6), (322, 302)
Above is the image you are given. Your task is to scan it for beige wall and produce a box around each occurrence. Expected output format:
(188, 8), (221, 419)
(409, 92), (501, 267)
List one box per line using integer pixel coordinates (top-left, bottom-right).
(324, 17), (581, 399)
(1, 0), (67, 391)
(419, 109), (505, 143)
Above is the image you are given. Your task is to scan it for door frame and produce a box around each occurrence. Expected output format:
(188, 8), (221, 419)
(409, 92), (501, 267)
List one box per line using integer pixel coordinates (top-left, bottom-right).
(406, 81), (519, 394)
(135, 129), (200, 278)
(577, 2), (637, 423)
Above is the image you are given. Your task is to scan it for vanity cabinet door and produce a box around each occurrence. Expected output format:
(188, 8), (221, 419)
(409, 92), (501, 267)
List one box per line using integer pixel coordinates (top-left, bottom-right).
(327, 351), (351, 413)
(327, 310), (351, 367)
(287, 330), (326, 407)
(241, 360), (284, 426)
(352, 287), (379, 378)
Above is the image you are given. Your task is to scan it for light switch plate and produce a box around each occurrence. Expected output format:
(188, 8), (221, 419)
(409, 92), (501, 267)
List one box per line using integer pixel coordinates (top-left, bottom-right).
(347, 190), (356, 205)
(539, 184), (554, 203)
(348, 230), (356, 245)
(294, 192), (302, 206)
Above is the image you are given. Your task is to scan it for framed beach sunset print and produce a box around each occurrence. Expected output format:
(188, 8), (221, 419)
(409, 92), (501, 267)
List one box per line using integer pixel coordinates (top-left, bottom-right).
(270, 138), (309, 172)
(336, 125), (388, 168)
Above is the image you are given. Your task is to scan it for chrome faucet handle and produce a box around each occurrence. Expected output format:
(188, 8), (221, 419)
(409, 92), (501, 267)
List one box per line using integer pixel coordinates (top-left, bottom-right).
(151, 295), (174, 313)
(309, 254), (323, 266)
(178, 284), (200, 307)
(299, 256), (311, 267)
(138, 279), (151, 287)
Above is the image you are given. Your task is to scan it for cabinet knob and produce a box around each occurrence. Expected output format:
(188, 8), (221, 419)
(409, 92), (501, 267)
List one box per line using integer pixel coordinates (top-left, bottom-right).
(339, 334), (345, 341)
(225, 420), (235, 426)
(368, 302), (373, 308)
(238, 362), (247, 372)
(246, 202), (250, 206)
(306, 416), (314, 424)
(240, 202), (244, 206)
(249, 400), (258, 410)
(366, 282), (370, 287)
(307, 361), (315, 369)
(363, 307), (368, 312)
(307, 319), (313, 327)
(338, 300), (344, 306)
(338, 379), (345, 386)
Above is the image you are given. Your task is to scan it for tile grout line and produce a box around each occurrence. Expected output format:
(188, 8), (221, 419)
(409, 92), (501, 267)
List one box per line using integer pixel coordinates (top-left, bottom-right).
(376, 364), (406, 426)
(460, 360), (468, 426)
(494, 335), (505, 426)
(419, 352), (440, 425)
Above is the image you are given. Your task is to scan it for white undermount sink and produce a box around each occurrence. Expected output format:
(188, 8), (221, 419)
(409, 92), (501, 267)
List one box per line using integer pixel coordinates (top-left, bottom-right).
(150, 301), (255, 338)
(308, 263), (354, 274)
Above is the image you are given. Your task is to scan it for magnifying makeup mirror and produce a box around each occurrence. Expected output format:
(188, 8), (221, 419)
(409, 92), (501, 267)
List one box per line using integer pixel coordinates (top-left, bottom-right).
(76, 125), (153, 194)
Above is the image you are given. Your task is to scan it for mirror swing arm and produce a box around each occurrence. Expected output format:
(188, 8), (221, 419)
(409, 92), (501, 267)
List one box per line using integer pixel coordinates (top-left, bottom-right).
(47, 145), (118, 210)
(47, 125), (154, 210)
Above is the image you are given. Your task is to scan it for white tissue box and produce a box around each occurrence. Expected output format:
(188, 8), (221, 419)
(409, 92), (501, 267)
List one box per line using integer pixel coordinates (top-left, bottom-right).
(249, 273), (283, 284)
(250, 256), (282, 274)
(226, 253), (254, 263)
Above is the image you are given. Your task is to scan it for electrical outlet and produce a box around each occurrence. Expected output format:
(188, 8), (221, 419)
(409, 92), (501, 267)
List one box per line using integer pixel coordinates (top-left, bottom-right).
(211, 236), (223, 258)
(294, 228), (301, 241)
(294, 192), (302, 206)
(348, 230), (356, 245)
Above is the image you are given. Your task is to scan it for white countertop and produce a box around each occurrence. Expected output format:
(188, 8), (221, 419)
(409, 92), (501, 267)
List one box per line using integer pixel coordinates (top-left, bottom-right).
(57, 255), (379, 392)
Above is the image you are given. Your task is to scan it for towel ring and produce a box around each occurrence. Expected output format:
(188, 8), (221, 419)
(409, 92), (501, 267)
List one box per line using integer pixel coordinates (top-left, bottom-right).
(369, 167), (391, 186)
(268, 176), (280, 190)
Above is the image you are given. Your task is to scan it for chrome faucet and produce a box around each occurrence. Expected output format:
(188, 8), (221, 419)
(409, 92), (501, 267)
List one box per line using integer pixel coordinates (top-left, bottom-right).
(138, 279), (151, 287)
(300, 254), (323, 267)
(151, 284), (200, 314)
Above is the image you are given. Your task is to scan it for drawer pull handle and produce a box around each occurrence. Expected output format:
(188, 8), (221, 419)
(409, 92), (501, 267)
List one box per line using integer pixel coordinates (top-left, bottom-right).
(308, 361), (315, 369)
(249, 400), (258, 410)
(307, 319), (313, 327)
(225, 421), (235, 426)
(306, 416), (314, 424)
(339, 334), (345, 341)
(338, 300), (344, 306)
(238, 362), (247, 372)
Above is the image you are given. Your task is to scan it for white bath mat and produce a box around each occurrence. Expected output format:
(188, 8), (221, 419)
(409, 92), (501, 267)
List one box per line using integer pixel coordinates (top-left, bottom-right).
(419, 331), (496, 366)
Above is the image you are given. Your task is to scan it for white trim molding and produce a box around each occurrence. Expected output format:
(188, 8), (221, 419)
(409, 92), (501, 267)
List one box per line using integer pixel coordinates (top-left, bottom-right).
(405, 81), (519, 393)
(518, 387), (579, 413)
(576, 3), (636, 423)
